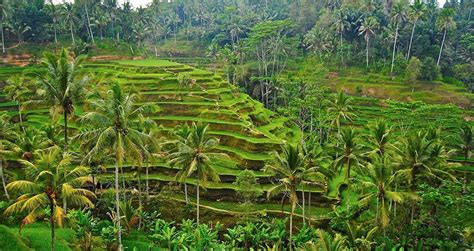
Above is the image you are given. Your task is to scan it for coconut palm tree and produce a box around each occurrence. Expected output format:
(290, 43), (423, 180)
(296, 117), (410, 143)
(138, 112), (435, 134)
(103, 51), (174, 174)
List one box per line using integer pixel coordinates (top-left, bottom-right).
(325, 92), (355, 135)
(169, 123), (227, 225)
(390, 2), (407, 74)
(265, 143), (317, 250)
(305, 229), (347, 251)
(365, 120), (392, 157)
(61, 2), (79, 44)
(358, 16), (379, 68)
(0, 114), (14, 199)
(37, 48), (90, 152)
(436, 8), (456, 66)
(333, 10), (349, 66)
(4, 75), (33, 129)
(406, 0), (426, 60)
(335, 127), (361, 181)
(77, 83), (153, 250)
(4, 146), (95, 251)
(457, 125), (472, 193)
(45, 0), (61, 44)
(0, 0), (11, 53)
(354, 156), (418, 233)
(394, 130), (457, 223)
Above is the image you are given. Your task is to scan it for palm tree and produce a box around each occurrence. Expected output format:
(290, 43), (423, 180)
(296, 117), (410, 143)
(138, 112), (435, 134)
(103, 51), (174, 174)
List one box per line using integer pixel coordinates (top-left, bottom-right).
(4, 75), (33, 129)
(358, 16), (379, 68)
(436, 8), (456, 66)
(0, 114), (14, 199)
(265, 143), (316, 250)
(365, 120), (392, 157)
(333, 10), (349, 66)
(37, 48), (90, 152)
(305, 229), (347, 251)
(406, 0), (426, 60)
(390, 2), (406, 74)
(394, 130), (456, 223)
(335, 127), (361, 181)
(77, 83), (153, 250)
(4, 146), (95, 251)
(354, 156), (418, 233)
(457, 125), (472, 193)
(0, 0), (11, 53)
(169, 123), (227, 225)
(45, 0), (61, 44)
(61, 2), (79, 44)
(325, 92), (355, 135)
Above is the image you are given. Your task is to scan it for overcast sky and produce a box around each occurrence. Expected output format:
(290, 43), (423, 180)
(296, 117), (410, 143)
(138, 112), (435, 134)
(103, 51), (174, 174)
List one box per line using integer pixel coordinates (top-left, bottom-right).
(54, 0), (447, 8)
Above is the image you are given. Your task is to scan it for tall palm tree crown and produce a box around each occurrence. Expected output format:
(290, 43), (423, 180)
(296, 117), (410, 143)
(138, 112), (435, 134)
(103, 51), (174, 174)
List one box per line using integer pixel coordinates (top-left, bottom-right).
(37, 48), (90, 151)
(77, 83), (154, 250)
(5, 146), (95, 251)
(169, 123), (226, 225)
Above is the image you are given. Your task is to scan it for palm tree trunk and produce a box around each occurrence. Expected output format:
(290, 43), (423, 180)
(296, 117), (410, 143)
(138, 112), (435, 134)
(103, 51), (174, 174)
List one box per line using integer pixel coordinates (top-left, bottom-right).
(137, 166), (142, 230)
(50, 199), (55, 251)
(17, 101), (24, 131)
(184, 183), (189, 204)
(115, 163), (122, 250)
(302, 184), (305, 225)
(0, 160), (9, 200)
(154, 45), (158, 58)
(406, 21), (416, 60)
(346, 157), (351, 180)
(146, 165), (149, 199)
(196, 180), (200, 225)
(289, 201), (295, 251)
(1, 22), (5, 53)
(390, 23), (399, 74)
(340, 30), (344, 66)
(84, 4), (95, 44)
(53, 22), (58, 44)
(437, 28), (447, 66)
(70, 21), (75, 44)
(63, 196), (67, 215)
(63, 110), (68, 152)
(366, 38), (370, 69)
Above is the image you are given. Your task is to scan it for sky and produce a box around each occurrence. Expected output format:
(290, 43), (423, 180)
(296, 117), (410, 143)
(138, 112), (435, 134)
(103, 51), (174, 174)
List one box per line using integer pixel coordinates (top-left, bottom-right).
(55, 0), (447, 8)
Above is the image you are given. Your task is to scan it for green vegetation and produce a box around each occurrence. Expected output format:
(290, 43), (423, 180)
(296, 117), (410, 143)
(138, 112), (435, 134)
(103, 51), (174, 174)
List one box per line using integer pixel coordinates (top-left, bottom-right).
(0, 0), (473, 249)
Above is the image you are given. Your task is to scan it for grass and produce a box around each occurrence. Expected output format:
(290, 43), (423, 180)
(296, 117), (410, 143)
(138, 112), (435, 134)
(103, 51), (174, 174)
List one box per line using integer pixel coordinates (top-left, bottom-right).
(0, 225), (30, 251)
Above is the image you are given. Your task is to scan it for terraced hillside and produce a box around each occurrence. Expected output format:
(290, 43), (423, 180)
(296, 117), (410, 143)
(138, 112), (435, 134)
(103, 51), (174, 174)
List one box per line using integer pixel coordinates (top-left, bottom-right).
(0, 60), (334, 219)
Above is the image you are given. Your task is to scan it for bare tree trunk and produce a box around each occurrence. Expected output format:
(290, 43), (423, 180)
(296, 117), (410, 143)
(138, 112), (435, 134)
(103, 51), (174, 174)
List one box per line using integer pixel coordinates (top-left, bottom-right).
(406, 21), (416, 60)
(154, 45), (158, 58)
(390, 23), (399, 74)
(437, 28), (447, 66)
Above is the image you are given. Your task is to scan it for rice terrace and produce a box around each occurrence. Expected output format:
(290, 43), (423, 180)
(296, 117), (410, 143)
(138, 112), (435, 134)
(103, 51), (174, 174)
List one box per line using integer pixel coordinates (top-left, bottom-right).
(0, 0), (473, 250)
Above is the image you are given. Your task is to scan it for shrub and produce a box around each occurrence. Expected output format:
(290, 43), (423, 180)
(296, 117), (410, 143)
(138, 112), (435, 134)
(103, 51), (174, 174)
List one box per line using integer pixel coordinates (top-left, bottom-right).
(233, 169), (262, 203)
(177, 73), (193, 87)
(420, 57), (440, 81)
(405, 57), (422, 83)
